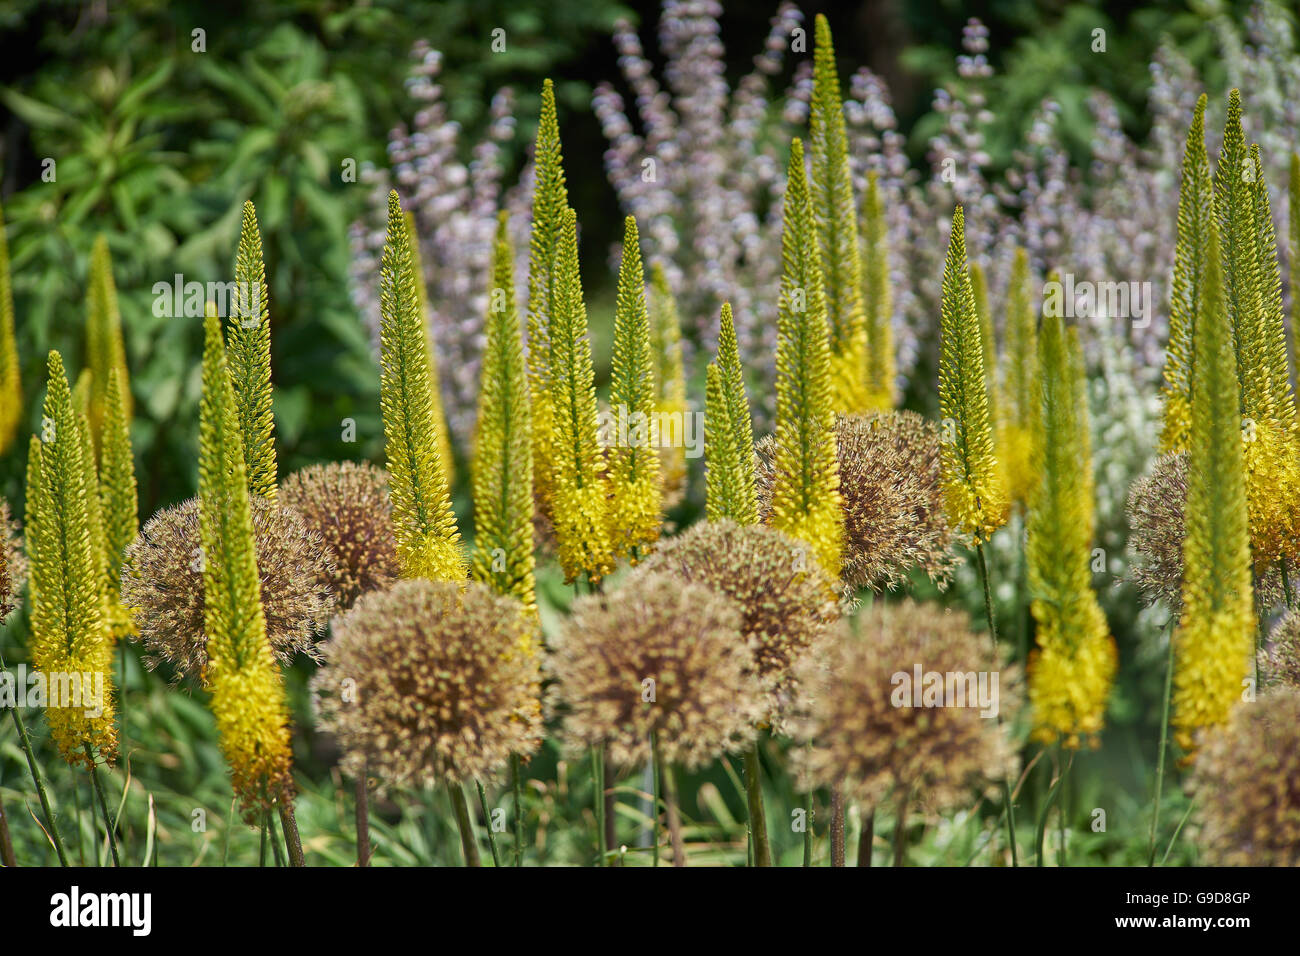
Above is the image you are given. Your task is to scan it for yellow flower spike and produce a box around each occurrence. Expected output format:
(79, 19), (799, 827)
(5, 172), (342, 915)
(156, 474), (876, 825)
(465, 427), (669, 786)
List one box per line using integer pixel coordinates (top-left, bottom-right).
(810, 14), (867, 414)
(198, 305), (293, 812)
(1026, 307), (1117, 748)
(99, 368), (139, 640)
(548, 207), (613, 583)
(26, 353), (117, 767)
(526, 79), (569, 523)
(705, 303), (759, 526)
(85, 235), (130, 444)
(605, 215), (662, 562)
(404, 209), (456, 487)
(1172, 221), (1255, 755)
(938, 206), (1008, 542)
(769, 138), (844, 578)
(471, 212), (538, 629)
(229, 201), (277, 500)
(378, 191), (466, 583)
(997, 247), (1039, 506)
(0, 201), (19, 455)
(647, 263), (690, 506)
(860, 171), (895, 411)
(1159, 95), (1211, 456)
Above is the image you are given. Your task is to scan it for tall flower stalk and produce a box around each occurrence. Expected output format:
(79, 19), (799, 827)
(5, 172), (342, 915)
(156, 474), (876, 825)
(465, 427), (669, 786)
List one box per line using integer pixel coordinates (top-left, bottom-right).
(997, 247), (1039, 508)
(605, 216), (662, 562)
(379, 191), (466, 583)
(405, 210), (456, 484)
(0, 201), (19, 455)
(648, 264), (689, 507)
(198, 305), (298, 854)
(1171, 221), (1255, 754)
(471, 212), (537, 625)
(768, 138), (843, 579)
(85, 236), (130, 444)
(705, 303), (758, 525)
(809, 14), (866, 414)
(860, 171), (895, 411)
(229, 202), (277, 501)
(1026, 301), (1117, 748)
(548, 208), (613, 584)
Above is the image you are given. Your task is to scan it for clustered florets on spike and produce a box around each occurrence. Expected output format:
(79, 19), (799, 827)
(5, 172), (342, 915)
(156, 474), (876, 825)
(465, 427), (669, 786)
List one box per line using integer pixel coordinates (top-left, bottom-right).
(121, 496), (332, 680)
(281, 462), (397, 612)
(550, 573), (764, 769)
(313, 579), (542, 793)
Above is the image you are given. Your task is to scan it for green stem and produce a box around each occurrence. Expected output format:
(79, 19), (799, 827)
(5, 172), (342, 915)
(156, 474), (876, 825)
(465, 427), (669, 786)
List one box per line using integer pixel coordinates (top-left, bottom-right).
(650, 730), (661, 868)
(1281, 559), (1294, 610)
(976, 543), (1018, 866)
(1148, 623), (1175, 866)
(259, 813), (268, 866)
(278, 800), (305, 867)
(476, 780), (501, 867)
(221, 796), (235, 867)
(857, 808), (874, 867)
(592, 746), (606, 866)
(803, 792), (813, 867)
(84, 744), (119, 867)
(0, 649), (68, 865)
(449, 782), (481, 867)
(269, 809), (286, 867)
(743, 744), (772, 866)
(1035, 748), (1072, 866)
(511, 754), (523, 867)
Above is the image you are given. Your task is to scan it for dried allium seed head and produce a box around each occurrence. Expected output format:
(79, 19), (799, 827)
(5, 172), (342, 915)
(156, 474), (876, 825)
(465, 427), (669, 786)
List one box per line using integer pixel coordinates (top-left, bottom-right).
(1129, 453), (1292, 611)
(121, 496), (333, 679)
(280, 462), (397, 610)
(757, 412), (958, 593)
(793, 599), (1016, 813)
(1262, 611), (1300, 691)
(550, 573), (763, 769)
(1191, 688), (1300, 866)
(312, 579), (542, 791)
(0, 497), (24, 623)
(634, 520), (837, 725)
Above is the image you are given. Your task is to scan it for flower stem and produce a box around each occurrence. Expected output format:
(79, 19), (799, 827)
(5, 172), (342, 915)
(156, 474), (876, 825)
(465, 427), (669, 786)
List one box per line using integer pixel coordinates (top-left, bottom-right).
(355, 763), (371, 866)
(1148, 624), (1175, 866)
(829, 785), (846, 866)
(975, 542), (1019, 866)
(511, 754), (524, 867)
(650, 730), (661, 868)
(449, 782), (481, 867)
(0, 649), (67, 865)
(892, 793), (909, 867)
(743, 743), (772, 866)
(1035, 747), (1072, 866)
(592, 745), (607, 866)
(84, 743), (119, 867)
(476, 780), (501, 867)
(278, 800), (305, 867)
(857, 809), (874, 867)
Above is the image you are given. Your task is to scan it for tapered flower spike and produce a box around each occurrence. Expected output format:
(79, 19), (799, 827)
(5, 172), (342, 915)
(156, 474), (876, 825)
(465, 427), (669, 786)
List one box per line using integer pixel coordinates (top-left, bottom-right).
(472, 212), (537, 627)
(526, 79), (569, 520)
(769, 138), (843, 578)
(810, 14), (866, 414)
(73, 402), (111, 632)
(405, 210), (455, 485)
(605, 215), (661, 561)
(26, 353), (117, 767)
(548, 207), (613, 583)
(1027, 301), (1117, 748)
(705, 303), (759, 526)
(1159, 94), (1211, 455)
(229, 201), (277, 501)
(99, 367), (138, 639)
(860, 171), (895, 411)
(379, 191), (466, 582)
(968, 261), (997, 427)
(998, 247), (1038, 506)
(938, 206), (1008, 542)
(198, 304), (293, 812)
(1172, 222), (1254, 755)
(85, 235), (130, 444)
(647, 263), (689, 506)
(1249, 144), (1293, 430)
(0, 201), (19, 455)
